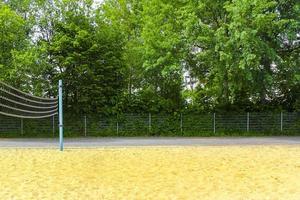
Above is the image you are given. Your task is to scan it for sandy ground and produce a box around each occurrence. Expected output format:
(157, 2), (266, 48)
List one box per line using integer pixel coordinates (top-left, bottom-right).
(0, 146), (300, 200)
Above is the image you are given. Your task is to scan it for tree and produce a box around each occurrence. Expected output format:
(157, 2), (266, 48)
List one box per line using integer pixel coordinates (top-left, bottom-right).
(0, 3), (27, 80)
(0, 0), (299, 113)
(182, 0), (300, 111)
(45, 0), (125, 114)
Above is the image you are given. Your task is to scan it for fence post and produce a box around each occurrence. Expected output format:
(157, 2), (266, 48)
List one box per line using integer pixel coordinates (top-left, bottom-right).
(84, 115), (87, 137)
(247, 112), (250, 132)
(52, 115), (55, 137)
(21, 118), (24, 135)
(149, 113), (152, 132)
(213, 113), (216, 134)
(116, 117), (119, 136)
(180, 113), (183, 134)
(280, 112), (283, 132)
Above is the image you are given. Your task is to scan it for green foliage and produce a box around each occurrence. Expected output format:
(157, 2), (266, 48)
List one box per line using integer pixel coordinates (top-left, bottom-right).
(181, 0), (300, 111)
(0, 3), (27, 80)
(0, 0), (299, 114)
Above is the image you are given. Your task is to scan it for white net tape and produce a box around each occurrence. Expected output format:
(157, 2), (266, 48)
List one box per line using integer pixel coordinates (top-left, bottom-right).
(0, 96), (57, 109)
(0, 88), (57, 105)
(0, 111), (58, 119)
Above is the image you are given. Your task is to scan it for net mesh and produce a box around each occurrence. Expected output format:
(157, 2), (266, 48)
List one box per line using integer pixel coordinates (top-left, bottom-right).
(0, 81), (58, 119)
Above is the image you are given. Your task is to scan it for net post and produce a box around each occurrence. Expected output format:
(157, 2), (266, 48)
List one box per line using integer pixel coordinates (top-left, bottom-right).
(59, 80), (63, 151)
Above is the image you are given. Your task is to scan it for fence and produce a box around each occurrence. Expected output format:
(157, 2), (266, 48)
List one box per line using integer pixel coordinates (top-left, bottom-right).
(0, 112), (299, 137)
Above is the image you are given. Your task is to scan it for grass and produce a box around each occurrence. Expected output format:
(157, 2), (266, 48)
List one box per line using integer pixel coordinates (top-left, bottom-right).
(0, 146), (300, 199)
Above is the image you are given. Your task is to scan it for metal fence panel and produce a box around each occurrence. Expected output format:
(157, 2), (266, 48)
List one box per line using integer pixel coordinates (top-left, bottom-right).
(0, 112), (299, 137)
(0, 115), (20, 134)
(182, 114), (213, 132)
(250, 113), (281, 132)
(215, 113), (248, 132)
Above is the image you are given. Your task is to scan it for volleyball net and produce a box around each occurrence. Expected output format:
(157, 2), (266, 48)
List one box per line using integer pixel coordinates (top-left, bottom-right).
(0, 81), (58, 119)
(0, 80), (64, 150)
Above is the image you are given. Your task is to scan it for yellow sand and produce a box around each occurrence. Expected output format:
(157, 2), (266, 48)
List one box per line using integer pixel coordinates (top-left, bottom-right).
(0, 146), (300, 200)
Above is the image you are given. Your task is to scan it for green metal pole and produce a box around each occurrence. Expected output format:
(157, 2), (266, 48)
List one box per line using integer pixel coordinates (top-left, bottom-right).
(59, 80), (63, 151)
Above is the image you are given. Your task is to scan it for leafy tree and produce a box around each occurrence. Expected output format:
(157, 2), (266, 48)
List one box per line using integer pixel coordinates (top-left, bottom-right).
(0, 3), (27, 80)
(183, 0), (300, 111)
(45, 0), (125, 114)
(0, 0), (299, 114)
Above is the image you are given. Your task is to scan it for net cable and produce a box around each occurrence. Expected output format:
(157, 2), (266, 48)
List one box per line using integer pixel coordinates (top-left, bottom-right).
(0, 81), (57, 101)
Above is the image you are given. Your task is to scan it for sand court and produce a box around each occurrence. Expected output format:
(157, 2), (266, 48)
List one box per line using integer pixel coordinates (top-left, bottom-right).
(0, 146), (300, 199)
